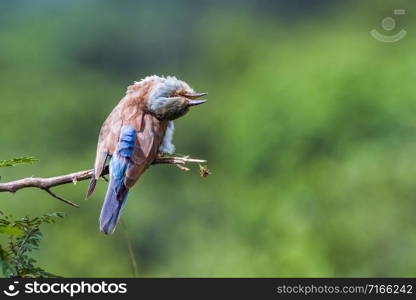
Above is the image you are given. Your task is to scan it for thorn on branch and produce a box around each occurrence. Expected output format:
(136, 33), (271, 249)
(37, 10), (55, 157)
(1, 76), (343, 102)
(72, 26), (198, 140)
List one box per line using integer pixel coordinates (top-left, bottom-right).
(175, 164), (190, 171)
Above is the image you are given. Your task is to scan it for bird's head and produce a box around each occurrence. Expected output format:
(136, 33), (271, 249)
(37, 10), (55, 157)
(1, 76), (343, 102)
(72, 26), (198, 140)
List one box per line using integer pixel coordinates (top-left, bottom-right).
(145, 76), (207, 120)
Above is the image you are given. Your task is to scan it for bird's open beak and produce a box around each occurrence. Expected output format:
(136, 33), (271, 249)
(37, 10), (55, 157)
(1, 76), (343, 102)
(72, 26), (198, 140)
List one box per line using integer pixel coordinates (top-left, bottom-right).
(183, 92), (208, 99)
(188, 99), (207, 106)
(185, 92), (208, 107)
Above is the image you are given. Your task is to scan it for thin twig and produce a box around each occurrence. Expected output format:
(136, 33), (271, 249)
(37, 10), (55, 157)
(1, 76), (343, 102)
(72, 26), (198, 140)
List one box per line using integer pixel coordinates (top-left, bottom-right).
(42, 188), (80, 208)
(0, 156), (207, 207)
(121, 220), (139, 277)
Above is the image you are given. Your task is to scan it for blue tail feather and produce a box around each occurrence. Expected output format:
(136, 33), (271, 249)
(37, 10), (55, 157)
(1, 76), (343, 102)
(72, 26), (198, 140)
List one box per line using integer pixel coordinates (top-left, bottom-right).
(99, 176), (129, 234)
(99, 126), (136, 234)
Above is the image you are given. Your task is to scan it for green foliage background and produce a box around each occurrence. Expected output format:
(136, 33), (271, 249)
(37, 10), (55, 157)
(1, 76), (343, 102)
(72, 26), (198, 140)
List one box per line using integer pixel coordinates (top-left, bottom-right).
(1, 0), (415, 276)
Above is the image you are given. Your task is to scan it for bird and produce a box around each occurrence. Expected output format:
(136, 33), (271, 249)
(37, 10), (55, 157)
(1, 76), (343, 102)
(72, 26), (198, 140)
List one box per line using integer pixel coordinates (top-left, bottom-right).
(85, 75), (207, 234)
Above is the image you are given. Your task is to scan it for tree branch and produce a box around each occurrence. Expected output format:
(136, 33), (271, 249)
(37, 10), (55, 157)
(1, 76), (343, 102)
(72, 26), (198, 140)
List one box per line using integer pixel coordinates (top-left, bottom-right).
(0, 156), (207, 207)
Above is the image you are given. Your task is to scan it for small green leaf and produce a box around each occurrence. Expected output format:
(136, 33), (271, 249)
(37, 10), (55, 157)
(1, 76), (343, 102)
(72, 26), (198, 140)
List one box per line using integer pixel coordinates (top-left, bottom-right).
(0, 226), (24, 237)
(0, 157), (39, 168)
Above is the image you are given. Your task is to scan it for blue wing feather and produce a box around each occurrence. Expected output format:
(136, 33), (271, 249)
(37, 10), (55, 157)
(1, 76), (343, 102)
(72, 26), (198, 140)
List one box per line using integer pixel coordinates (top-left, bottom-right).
(99, 126), (136, 234)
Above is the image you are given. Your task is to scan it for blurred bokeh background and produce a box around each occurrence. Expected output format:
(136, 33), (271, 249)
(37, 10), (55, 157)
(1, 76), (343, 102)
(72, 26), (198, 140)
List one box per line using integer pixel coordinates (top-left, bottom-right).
(0, 0), (415, 277)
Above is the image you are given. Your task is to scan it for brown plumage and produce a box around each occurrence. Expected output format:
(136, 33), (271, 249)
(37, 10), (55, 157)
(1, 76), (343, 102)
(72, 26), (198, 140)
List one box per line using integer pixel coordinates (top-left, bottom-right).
(92, 79), (166, 188)
(86, 75), (207, 234)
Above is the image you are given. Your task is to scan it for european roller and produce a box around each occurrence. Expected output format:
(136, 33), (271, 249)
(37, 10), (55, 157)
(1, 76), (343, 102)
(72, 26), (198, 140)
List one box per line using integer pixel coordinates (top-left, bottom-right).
(86, 75), (207, 234)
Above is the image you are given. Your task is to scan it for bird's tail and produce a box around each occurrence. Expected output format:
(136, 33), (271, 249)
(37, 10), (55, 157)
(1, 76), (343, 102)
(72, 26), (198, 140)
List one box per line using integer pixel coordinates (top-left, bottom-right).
(99, 125), (136, 234)
(99, 176), (129, 234)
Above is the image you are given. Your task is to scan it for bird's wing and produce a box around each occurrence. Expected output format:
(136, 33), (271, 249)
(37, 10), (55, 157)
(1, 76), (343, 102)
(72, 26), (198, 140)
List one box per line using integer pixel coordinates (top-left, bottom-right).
(85, 103), (123, 198)
(124, 113), (167, 188)
(86, 97), (165, 198)
(95, 107), (124, 175)
(99, 113), (165, 234)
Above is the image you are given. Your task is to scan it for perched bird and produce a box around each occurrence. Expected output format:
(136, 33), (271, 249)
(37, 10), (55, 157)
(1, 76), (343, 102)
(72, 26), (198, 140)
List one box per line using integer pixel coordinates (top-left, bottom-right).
(86, 75), (207, 234)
